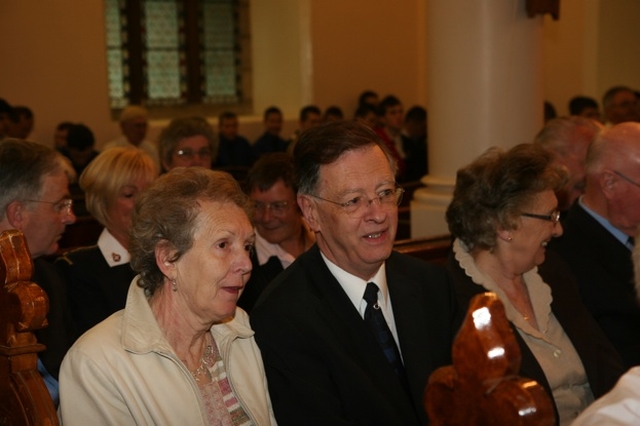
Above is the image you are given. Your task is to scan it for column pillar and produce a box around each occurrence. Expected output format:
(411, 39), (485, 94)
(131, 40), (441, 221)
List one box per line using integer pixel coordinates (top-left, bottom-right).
(411, 0), (544, 238)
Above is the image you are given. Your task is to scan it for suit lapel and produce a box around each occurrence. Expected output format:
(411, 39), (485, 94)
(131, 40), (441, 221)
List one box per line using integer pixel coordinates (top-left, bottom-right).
(300, 247), (419, 415)
(385, 252), (446, 419)
(570, 204), (633, 286)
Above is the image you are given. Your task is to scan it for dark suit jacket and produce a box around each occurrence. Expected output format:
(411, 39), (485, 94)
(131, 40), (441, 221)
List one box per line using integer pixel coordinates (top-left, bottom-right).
(216, 135), (255, 167)
(237, 251), (284, 313)
(448, 250), (625, 424)
(250, 244), (459, 426)
(401, 134), (428, 182)
(252, 132), (288, 157)
(548, 202), (640, 368)
(33, 257), (77, 379)
(56, 246), (135, 338)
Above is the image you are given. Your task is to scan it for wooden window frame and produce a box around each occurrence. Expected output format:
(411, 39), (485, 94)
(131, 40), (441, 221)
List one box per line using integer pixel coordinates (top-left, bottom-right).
(109, 0), (252, 120)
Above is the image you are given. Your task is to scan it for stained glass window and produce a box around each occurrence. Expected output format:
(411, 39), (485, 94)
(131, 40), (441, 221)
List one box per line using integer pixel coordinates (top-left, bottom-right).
(202, 0), (237, 103)
(105, 0), (128, 109)
(104, 0), (248, 111)
(144, 0), (182, 104)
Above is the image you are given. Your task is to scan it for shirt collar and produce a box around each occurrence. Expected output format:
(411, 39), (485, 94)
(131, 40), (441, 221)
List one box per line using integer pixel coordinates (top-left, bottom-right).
(98, 228), (131, 267)
(319, 251), (388, 315)
(254, 220), (315, 268)
(578, 196), (631, 249)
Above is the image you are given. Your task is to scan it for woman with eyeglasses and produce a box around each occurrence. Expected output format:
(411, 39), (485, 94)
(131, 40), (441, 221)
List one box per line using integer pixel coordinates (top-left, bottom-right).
(158, 116), (217, 172)
(57, 147), (158, 338)
(445, 143), (624, 426)
(238, 152), (315, 312)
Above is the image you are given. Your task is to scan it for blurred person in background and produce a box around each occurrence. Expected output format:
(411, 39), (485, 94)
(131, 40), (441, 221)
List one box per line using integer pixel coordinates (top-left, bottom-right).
(238, 152), (315, 312)
(104, 105), (160, 167)
(159, 116), (216, 172)
(534, 116), (603, 213)
(6, 105), (34, 139)
(57, 147), (158, 337)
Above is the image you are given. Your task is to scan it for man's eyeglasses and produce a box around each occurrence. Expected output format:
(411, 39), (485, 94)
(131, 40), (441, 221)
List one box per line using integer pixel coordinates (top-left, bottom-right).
(174, 148), (212, 159)
(253, 201), (291, 215)
(613, 170), (640, 189)
(521, 209), (560, 224)
(311, 187), (405, 217)
(26, 198), (74, 214)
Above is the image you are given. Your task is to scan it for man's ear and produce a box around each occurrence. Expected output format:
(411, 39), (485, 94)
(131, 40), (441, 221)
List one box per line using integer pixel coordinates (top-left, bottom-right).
(5, 201), (25, 230)
(600, 170), (618, 199)
(298, 194), (320, 232)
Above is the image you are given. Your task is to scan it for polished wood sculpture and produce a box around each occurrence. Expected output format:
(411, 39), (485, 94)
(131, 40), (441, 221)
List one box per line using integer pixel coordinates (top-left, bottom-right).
(0, 230), (59, 425)
(425, 292), (555, 426)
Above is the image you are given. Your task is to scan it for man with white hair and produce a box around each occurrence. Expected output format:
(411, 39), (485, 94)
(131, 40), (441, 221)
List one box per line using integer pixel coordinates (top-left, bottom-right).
(570, 240), (640, 425)
(549, 122), (640, 368)
(103, 105), (160, 167)
(534, 116), (603, 212)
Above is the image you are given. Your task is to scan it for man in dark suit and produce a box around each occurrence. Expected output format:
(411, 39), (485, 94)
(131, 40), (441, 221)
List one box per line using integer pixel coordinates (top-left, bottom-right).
(237, 152), (315, 313)
(549, 122), (640, 368)
(0, 139), (77, 405)
(250, 120), (458, 425)
(253, 106), (289, 159)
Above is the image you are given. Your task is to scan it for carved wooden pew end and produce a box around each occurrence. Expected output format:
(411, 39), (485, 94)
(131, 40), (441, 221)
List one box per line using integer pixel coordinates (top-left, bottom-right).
(0, 230), (58, 425)
(425, 292), (555, 426)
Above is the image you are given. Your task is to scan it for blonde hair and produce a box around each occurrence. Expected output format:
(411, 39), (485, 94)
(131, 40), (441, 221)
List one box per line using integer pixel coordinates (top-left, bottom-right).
(80, 147), (158, 227)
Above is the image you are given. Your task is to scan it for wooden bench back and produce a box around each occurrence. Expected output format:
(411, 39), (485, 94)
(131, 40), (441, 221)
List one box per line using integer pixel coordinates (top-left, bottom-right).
(393, 234), (452, 266)
(0, 230), (58, 425)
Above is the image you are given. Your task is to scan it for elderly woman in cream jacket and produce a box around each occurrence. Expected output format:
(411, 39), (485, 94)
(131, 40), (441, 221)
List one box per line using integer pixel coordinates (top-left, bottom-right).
(59, 167), (276, 425)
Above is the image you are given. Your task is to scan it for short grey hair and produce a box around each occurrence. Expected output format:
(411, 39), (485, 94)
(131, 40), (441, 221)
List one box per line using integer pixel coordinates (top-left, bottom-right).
(0, 139), (75, 220)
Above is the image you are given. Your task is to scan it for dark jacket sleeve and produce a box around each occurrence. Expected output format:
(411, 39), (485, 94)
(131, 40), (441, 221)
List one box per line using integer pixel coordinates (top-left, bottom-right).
(33, 257), (77, 379)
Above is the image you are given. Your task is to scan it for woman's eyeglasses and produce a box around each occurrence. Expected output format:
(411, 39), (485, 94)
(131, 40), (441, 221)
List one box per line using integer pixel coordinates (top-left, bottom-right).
(521, 210), (560, 224)
(174, 148), (212, 159)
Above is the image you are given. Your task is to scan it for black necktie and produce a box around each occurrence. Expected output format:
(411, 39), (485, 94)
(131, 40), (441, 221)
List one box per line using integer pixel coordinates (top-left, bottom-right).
(363, 282), (408, 384)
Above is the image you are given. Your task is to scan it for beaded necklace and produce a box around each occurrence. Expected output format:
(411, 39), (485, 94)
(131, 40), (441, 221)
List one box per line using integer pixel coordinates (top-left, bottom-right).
(190, 334), (214, 385)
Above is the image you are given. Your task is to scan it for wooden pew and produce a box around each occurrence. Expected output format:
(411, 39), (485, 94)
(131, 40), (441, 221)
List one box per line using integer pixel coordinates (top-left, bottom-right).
(425, 292), (555, 425)
(0, 230), (58, 425)
(393, 234), (452, 266)
(397, 179), (426, 240)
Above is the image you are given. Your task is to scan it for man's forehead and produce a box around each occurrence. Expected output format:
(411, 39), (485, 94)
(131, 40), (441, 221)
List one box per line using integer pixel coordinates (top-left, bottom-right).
(318, 167), (394, 193)
(41, 171), (69, 190)
(251, 181), (294, 199)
